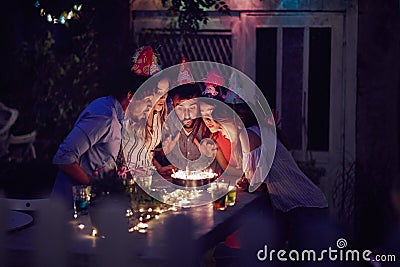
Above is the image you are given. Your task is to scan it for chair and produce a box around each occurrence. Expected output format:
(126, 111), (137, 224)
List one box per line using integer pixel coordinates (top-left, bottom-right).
(0, 102), (19, 158)
(9, 130), (37, 161)
(0, 102), (37, 162)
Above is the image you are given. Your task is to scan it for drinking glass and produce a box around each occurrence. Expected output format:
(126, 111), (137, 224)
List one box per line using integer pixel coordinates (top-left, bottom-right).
(72, 185), (91, 218)
(211, 182), (229, 211)
(135, 175), (152, 189)
(225, 186), (237, 206)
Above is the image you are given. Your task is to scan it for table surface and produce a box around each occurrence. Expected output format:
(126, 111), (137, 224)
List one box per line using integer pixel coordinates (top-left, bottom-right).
(5, 190), (268, 264)
(5, 210), (33, 232)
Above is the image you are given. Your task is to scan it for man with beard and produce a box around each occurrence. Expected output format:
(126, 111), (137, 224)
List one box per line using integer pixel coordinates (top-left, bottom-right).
(162, 83), (214, 172)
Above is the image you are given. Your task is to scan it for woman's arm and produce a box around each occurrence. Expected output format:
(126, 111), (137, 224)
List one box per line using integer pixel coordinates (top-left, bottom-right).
(239, 129), (261, 153)
(214, 143), (243, 176)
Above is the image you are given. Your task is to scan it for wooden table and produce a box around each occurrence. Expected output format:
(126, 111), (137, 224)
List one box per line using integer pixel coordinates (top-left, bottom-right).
(5, 190), (269, 266)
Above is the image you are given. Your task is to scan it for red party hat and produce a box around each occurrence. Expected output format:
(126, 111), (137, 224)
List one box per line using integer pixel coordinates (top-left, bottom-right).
(131, 46), (161, 76)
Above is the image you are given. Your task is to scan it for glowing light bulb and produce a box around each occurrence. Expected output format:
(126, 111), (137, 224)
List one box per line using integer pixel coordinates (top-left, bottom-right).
(67, 11), (73, 19)
(91, 228), (98, 237)
(78, 223), (85, 230)
(47, 14), (52, 22)
(73, 4), (82, 11)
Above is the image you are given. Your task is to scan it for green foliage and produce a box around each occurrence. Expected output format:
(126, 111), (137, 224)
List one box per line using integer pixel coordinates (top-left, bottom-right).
(162, 0), (231, 34)
(14, 10), (100, 160)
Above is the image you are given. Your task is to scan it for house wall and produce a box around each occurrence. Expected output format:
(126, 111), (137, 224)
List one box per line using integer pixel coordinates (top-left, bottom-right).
(355, 0), (400, 249)
(131, 0), (347, 11)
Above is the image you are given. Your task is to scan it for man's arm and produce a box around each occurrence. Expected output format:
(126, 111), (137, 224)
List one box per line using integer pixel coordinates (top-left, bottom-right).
(58, 162), (90, 185)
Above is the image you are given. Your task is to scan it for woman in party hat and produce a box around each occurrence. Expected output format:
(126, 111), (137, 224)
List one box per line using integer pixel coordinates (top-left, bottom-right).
(122, 46), (171, 174)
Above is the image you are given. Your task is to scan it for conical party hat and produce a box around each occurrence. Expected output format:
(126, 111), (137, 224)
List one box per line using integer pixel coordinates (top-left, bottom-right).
(225, 71), (244, 104)
(205, 68), (225, 87)
(131, 46), (161, 76)
(202, 68), (225, 97)
(175, 57), (195, 86)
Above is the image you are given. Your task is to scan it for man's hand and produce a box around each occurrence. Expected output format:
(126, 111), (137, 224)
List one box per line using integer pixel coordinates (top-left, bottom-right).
(156, 164), (177, 176)
(199, 139), (217, 158)
(236, 177), (250, 192)
(162, 133), (181, 155)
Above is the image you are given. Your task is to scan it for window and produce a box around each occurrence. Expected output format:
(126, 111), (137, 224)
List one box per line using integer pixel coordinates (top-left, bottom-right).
(138, 30), (232, 68)
(246, 14), (344, 164)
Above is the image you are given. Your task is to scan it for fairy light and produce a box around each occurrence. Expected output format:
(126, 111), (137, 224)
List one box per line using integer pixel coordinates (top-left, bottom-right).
(91, 228), (98, 237)
(34, 1), (83, 25)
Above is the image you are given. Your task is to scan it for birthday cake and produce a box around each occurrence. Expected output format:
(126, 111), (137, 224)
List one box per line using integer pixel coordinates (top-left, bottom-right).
(171, 169), (218, 187)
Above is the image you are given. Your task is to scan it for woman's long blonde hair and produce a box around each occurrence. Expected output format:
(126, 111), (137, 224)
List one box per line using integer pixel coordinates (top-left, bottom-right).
(145, 100), (167, 143)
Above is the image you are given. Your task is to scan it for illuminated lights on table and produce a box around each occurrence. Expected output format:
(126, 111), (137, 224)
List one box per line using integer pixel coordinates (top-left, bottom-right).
(83, 168), (222, 236)
(91, 228), (98, 237)
(162, 189), (202, 207)
(124, 204), (183, 234)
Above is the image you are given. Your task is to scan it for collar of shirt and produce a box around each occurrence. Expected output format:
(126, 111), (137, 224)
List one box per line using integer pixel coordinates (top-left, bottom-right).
(182, 128), (193, 136)
(110, 96), (125, 124)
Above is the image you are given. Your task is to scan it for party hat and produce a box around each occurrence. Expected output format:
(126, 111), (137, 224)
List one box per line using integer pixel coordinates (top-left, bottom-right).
(205, 68), (224, 87)
(175, 57), (195, 86)
(225, 71), (244, 104)
(202, 68), (224, 97)
(131, 46), (161, 76)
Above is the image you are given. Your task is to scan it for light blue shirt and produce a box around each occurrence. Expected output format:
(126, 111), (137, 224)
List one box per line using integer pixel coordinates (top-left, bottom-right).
(51, 96), (124, 207)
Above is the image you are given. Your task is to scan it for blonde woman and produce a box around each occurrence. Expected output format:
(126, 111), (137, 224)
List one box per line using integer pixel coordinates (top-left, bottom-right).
(145, 77), (176, 175)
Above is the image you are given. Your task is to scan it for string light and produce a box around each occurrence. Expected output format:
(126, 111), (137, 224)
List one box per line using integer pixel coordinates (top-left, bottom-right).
(34, 0), (83, 25)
